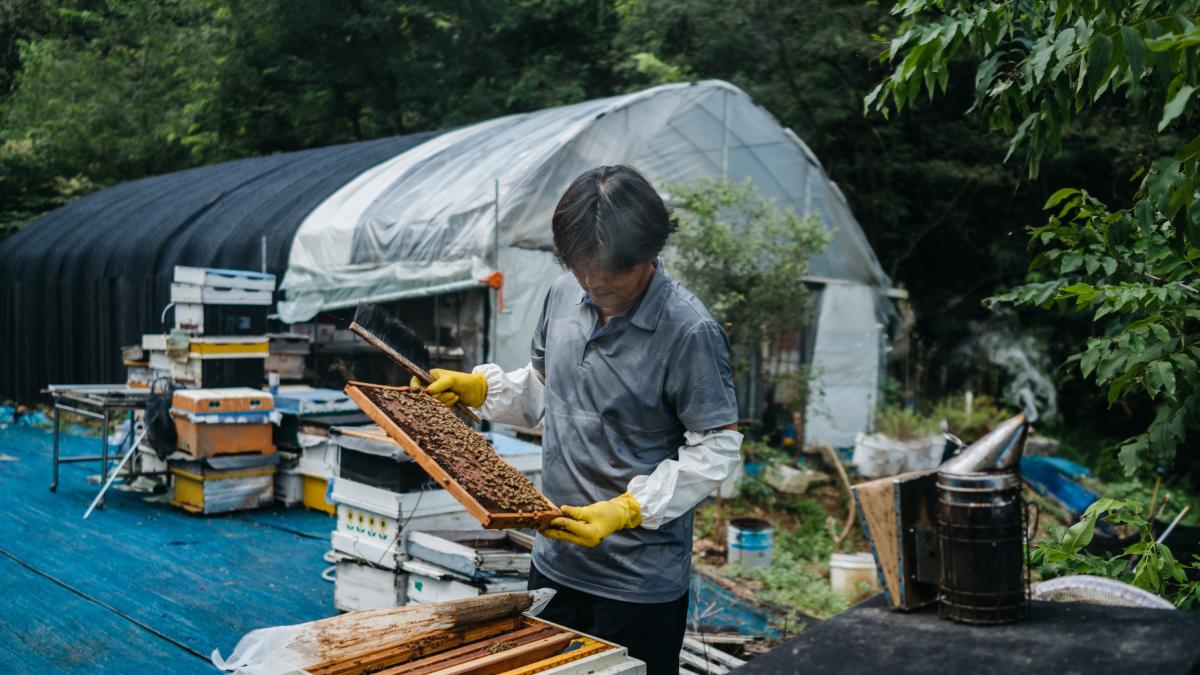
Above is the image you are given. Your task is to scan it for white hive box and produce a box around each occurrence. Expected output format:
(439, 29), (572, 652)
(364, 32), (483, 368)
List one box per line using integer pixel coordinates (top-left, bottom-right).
(329, 477), (477, 570)
(332, 554), (408, 612)
(400, 558), (528, 604)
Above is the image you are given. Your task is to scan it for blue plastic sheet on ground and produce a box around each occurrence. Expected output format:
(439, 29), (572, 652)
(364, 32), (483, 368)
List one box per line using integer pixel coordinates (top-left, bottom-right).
(0, 425), (334, 673)
(1021, 456), (1098, 516)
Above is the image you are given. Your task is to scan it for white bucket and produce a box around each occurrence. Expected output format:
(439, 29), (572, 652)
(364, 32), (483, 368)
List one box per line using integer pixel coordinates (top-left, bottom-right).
(830, 552), (880, 596)
(727, 517), (773, 569)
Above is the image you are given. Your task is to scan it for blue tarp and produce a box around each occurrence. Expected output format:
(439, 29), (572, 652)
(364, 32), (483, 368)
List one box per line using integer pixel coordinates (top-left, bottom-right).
(0, 426), (335, 672)
(1021, 456), (1098, 516)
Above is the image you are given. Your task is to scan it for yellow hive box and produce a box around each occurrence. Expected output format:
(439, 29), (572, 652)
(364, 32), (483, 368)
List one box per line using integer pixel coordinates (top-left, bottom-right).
(170, 456), (277, 515)
(188, 337), (269, 359)
(302, 474), (336, 515)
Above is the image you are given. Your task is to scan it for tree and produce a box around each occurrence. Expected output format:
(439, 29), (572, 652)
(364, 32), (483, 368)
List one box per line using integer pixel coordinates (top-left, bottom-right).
(867, 1), (1200, 476)
(666, 177), (830, 416)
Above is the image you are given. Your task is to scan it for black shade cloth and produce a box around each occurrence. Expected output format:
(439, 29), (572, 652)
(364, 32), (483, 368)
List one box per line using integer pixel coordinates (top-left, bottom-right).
(0, 132), (440, 401)
(734, 593), (1200, 674)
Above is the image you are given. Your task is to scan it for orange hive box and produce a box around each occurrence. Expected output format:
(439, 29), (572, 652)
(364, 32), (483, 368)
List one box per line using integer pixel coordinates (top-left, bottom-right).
(171, 388), (276, 458)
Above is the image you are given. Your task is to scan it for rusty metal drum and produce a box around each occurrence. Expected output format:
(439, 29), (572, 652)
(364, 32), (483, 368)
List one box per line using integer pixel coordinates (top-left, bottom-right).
(936, 469), (1029, 624)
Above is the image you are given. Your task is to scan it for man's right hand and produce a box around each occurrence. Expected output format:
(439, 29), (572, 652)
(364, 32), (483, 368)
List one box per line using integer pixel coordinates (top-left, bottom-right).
(411, 369), (488, 408)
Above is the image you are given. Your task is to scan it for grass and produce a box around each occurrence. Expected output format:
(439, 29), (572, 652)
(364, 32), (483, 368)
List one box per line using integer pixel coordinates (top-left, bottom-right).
(694, 480), (864, 620)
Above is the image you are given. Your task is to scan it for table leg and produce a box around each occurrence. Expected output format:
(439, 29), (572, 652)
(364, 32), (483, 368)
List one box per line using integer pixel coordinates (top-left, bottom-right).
(99, 407), (109, 509)
(50, 404), (60, 492)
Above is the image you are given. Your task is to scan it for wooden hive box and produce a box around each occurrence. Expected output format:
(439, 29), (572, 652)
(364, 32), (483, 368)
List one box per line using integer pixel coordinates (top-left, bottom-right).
(851, 469), (940, 611)
(344, 382), (561, 530)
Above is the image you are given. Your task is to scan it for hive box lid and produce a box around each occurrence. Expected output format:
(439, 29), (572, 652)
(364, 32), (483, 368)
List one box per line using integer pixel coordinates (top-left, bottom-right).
(275, 387), (360, 416)
(174, 265), (276, 291)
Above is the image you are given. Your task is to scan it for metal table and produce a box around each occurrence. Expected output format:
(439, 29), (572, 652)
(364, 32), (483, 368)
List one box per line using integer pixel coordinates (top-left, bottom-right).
(48, 384), (151, 506)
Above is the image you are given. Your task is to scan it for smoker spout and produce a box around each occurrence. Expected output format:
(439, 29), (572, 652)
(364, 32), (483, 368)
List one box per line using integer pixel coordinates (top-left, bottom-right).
(938, 414), (1028, 474)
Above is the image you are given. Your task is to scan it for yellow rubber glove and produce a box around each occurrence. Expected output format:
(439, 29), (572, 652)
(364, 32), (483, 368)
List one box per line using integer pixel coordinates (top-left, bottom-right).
(542, 493), (642, 547)
(410, 368), (488, 408)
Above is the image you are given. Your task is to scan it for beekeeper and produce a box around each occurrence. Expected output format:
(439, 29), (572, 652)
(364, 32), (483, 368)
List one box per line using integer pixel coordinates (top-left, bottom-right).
(414, 165), (742, 674)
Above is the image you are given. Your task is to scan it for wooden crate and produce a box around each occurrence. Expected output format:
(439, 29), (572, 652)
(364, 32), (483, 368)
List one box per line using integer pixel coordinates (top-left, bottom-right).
(171, 415), (275, 458)
(343, 382), (560, 530)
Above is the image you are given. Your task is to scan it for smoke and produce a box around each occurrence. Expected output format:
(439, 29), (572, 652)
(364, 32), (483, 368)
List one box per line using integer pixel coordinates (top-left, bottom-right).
(979, 326), (1058, 423)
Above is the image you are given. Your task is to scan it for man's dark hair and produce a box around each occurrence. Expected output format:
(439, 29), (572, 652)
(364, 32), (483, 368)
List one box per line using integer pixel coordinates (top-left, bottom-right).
(551, 165), (677, 272)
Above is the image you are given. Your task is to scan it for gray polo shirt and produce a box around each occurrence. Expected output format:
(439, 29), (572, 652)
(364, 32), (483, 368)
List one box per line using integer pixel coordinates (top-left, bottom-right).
(530, 265), (739, 603)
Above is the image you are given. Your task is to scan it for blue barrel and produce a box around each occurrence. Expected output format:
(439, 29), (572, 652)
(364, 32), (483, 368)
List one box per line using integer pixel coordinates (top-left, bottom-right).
(727, 517), (773, 568)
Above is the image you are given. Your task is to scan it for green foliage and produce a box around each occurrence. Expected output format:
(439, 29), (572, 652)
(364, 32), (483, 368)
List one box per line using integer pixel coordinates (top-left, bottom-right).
(875, 393), (1012, 442)
(739, 550), (850, 619)
(869, 1), (1200, 477)
(1085, 477), (1200, 527)
(930, 394), (1012, 441)
(713, 494), (852, 619)
(667, 177), (830, 410)
(1032, 497), (1200, 607)
(875, 405), (939, 441)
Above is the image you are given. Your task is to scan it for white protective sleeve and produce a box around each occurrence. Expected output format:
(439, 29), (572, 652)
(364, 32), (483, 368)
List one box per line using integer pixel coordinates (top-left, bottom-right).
(627, 429), (744, 530)
(471, 362), (743, 530)
(472, 362), (545, 428)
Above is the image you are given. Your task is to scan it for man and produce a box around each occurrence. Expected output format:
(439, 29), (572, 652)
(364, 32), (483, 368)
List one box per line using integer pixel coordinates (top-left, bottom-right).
(414, 165), (742, 674)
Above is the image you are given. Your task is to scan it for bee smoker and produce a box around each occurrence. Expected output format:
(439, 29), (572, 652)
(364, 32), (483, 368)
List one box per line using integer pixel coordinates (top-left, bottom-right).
(852, 414), (1032, 622)
(936, 414), (1031, 624)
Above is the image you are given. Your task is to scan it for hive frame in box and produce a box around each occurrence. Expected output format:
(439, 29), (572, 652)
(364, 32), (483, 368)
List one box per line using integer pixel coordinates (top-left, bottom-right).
(343, 381), (560, 529)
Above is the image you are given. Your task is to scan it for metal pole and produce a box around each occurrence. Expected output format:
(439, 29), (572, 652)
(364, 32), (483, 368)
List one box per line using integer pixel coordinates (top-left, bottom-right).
(51, 403), (60, 492)
(261, 235), (268, 274)
(99, 407), (110, 507)
(84, 423), (149, 520)
(1157, 506), (1191, 544)
(491, 179), (501, 363)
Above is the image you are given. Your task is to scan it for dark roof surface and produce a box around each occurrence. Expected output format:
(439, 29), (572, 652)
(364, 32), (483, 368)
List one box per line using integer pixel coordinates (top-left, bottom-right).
(0, 131), (439, 400)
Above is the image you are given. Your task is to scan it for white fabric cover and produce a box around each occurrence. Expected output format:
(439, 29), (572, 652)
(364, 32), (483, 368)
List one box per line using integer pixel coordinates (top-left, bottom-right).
(473, 362), (742, 530)
(804, 283), (883, 448)
(278, 80), (889, 335)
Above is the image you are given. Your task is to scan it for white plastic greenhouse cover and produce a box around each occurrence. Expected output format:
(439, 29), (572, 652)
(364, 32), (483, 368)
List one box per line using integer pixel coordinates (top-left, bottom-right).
(804, 283), (883, 448)
(278, 80), (890, 328)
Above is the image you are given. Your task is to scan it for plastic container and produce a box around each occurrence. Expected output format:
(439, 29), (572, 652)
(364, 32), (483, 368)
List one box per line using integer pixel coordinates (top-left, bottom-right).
(727, 517), (773, 569)
(830, 552), (879, 596)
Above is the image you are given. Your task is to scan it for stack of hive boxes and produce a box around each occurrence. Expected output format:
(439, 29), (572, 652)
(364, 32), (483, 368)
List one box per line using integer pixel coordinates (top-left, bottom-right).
(169, 388), (278, 515)
(272, 387), (369, 514)
(167, 265), (273, 388)
(327, 425), (545, 611)
(129, 266), (274, 389)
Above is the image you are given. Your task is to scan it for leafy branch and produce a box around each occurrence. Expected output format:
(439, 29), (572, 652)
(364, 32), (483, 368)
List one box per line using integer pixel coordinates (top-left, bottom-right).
(868, 0), (1200, 476)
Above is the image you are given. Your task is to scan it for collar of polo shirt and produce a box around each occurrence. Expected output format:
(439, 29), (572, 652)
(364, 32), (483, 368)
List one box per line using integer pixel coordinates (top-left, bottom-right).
(577, 260), (670, 332)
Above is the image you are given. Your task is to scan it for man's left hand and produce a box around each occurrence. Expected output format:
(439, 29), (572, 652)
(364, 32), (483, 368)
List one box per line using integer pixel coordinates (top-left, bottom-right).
(542, 493), (642, 547)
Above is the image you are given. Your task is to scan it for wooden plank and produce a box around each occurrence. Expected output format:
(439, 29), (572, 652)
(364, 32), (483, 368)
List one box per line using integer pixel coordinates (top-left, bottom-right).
(682, 637), (746, 668)
(496, 637), (612, 675)
(679, 647), (730, 674)
(344, 382), (560, 530)
(308, 617), (522, 675)
(436, 633), (575, 675)
(378, 625), (562, 674)
(349, 321), (481, 424)
(852, 476), (900, 608)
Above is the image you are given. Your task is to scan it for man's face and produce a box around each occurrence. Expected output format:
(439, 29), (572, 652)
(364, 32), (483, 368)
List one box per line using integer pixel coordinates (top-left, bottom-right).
(572, 258), (656, 317)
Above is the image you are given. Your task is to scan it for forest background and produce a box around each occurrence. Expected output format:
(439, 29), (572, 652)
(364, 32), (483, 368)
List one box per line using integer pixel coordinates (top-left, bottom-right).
(1, 0), (1183, 476)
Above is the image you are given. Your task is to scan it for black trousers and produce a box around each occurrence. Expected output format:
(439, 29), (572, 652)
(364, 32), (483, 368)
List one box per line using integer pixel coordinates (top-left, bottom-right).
(528, 563), (688, 675)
